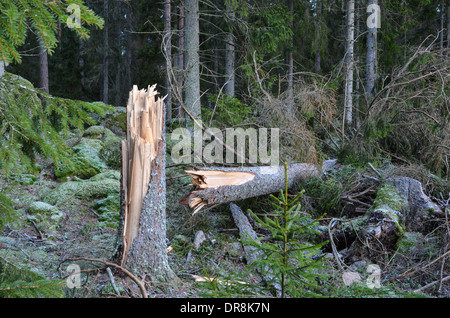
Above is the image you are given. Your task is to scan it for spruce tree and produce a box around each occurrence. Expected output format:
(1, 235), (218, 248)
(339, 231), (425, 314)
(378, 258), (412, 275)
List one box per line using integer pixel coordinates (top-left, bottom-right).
(0, 0), (105, 297)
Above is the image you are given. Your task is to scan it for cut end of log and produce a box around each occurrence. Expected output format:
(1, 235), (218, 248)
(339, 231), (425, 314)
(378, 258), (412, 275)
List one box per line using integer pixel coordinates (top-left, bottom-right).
(181, 169), (256, 214)
(185, 169), (255, 189)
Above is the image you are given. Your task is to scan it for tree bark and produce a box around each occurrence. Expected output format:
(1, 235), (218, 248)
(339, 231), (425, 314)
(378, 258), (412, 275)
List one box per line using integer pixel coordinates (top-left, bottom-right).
(224, 4), (235, 97)
(164, 0), (172, 120)
(447, 2), (450, 50)
(440, 1), (445, 53)
(366, 0), (377, 98)
(286, 0), (294, 113)
(177, 0), (185, 118)
(39, 42), (49, 94)
(344, 0), (355, 127)
(184, 0), (201, 128)
(0, 61), (4, 77)
(117, 85), (178, 285)
(314, 0), (322, 74)
(180, 160), (336, 213)
(229, 202), (260, 264)
(103, 0), (109, 104)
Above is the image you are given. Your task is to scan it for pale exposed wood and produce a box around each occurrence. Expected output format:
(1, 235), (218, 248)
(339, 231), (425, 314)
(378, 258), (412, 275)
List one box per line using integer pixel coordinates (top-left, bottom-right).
(186, 170), (255, 189)
(120, 84), (165, 266)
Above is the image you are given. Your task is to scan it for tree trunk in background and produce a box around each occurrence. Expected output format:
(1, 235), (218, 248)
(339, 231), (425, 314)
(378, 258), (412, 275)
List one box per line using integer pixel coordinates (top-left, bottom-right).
(103, 0), (109, 104)
(286, 0), (294, 113)
(125, 3), (133, 95)
(184, 0), (201, 129)
(344, 0), (355, 127)
(177, 0), (185, 118)
(354, 5), (361, 129)
(164, 0), (172, 120)
(0, 62), (4, 77)
(118, 85), (178, 285)
(447, 2), (450, 50)
(39, 42), (49, 94)
(366, 0), (378, 98)
(314, 0), (322, 74)
(440, 2), (445, 53)
(224, 4), (235, 97)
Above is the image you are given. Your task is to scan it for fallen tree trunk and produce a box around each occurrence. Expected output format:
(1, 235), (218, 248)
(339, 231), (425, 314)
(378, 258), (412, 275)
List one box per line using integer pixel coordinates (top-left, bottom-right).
(180, 160), (336, 213)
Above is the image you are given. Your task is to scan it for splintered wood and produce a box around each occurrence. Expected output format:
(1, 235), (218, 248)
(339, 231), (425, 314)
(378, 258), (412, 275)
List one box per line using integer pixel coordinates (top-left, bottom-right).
(185, 170), (255, 189)
(121, 84), (165, 266)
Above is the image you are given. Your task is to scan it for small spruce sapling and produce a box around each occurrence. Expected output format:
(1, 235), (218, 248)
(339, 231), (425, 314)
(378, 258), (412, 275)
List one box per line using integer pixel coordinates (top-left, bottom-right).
(245, 162), (328, 297)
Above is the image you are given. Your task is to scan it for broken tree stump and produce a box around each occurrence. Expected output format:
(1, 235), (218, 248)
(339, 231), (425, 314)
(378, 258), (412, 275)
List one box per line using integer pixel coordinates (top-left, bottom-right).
(181, 160), (336, 213)
(116, 84), (178, 284)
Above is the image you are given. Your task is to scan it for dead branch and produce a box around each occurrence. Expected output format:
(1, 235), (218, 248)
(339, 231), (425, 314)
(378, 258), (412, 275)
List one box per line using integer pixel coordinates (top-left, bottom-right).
(65, 257), (148, 298)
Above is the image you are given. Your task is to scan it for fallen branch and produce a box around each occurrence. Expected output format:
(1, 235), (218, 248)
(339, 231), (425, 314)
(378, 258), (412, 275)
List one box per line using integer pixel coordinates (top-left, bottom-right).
(414, 275), (450, 293)
(229, 202), (261, 265)
(65, 257), (148, 298)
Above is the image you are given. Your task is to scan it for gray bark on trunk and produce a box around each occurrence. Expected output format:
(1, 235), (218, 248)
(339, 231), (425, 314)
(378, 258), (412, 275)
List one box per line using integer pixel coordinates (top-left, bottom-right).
(103, 0), (109, 104)
(314, 0), (322, 74)
(447, 2), (450, 50)
(177, 0), (185, 118)
(366, 0), (377, 98)
(164, 0), (172, 120)
(229, 203), (260, 264)
(39, 42), (49, 94)
(286, 0), (294, 113)
(224, 4), (235, 97)
(184, 0), (201, 128)
(344, 0), (355, 126)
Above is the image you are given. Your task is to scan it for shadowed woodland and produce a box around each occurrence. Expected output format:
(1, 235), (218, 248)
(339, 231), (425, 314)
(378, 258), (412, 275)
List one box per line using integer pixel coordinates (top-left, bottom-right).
(0, 0), (449, 299)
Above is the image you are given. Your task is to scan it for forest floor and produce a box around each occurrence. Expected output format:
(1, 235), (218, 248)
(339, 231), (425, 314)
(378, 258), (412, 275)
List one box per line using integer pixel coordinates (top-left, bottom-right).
(0, 108), (449, 298)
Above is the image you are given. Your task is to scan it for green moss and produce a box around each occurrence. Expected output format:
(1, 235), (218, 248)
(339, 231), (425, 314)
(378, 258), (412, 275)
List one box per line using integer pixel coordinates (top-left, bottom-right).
(396, 232), (423, 254)
(114, 112), (127, 132)
(90, 170), (120, 181)
(43, 178), (120, 207)
(372, 184), (408, 213)
(83, 125), (107, 137)
(99, 133), (123, 170)
(9, 174), (38, 185)
(26, 201), (64, 238)
(368, 184), (408, 234)
(341, 217), (366, 233)
(101, 107), (127, 135)
(94, 193), (121, 229)
(54, 139), (106, 180)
